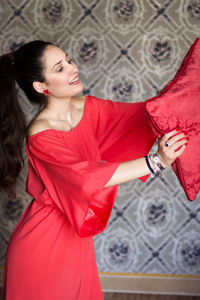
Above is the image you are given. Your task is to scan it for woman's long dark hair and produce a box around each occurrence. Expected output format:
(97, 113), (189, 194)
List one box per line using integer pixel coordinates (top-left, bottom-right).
(0, 40), (52, 197)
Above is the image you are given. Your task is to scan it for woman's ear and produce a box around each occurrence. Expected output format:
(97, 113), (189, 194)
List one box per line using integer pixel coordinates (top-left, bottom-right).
(32, 81), (46, 94)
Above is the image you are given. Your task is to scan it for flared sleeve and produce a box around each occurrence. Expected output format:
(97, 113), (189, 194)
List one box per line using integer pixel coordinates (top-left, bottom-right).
(26, 132), (120, 238)
(93, 96), (157, 181)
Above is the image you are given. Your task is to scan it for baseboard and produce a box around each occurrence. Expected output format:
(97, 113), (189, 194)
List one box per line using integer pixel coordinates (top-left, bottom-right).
(1, 267), (200, 296)
(99, 272), (200, 296)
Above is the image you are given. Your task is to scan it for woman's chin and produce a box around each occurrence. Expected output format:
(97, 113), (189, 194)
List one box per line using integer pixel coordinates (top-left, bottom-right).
(72, 82), (84, 95)
(52, 83), (84, 98)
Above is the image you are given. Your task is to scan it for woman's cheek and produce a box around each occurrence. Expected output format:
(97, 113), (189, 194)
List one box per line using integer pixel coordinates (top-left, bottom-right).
(50, 75), (68, 87)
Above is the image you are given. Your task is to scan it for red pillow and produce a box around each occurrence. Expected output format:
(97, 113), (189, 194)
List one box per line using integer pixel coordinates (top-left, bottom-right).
(145, 38), (200, 201)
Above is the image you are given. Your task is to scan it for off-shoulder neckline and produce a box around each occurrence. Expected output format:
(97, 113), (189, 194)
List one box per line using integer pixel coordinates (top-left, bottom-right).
(27, 95), (89, 139)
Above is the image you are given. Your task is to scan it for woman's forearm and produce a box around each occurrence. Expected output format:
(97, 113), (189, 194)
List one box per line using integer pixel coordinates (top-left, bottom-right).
(105, 131), (187, 188)
(105, 157), (152, 187)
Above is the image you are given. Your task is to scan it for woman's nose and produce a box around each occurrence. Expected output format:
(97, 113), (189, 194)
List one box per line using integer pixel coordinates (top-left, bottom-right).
(72, 62), (78, 72)
(67, 61), (78, 73)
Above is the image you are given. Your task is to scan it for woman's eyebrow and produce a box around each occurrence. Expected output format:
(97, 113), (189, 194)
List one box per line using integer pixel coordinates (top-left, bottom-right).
(52, 60), (62, 70)
(52, 53), (68, 70)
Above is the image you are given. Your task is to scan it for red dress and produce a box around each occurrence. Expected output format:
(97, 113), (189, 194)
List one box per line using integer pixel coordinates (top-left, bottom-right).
(3, 95), (156, 300)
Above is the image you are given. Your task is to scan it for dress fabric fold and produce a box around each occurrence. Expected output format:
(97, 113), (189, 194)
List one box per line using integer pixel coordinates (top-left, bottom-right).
(3, 95), (156, 300)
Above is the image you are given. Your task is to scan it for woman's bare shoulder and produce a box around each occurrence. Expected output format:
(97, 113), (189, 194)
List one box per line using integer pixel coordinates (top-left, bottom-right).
(27, 96), (86, 136)
(27, 119), (52, 137)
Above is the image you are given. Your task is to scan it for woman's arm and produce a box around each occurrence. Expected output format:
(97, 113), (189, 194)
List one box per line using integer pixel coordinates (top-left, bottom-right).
(105, 130), (187, 187)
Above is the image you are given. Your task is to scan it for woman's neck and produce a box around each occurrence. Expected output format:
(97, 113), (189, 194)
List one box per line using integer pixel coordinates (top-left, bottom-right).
(44, 96), (74, 121)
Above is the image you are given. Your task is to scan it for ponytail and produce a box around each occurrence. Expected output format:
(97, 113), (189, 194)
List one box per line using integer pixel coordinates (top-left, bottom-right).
(0, 40), (53, 197)
(0, 53), (26, 197)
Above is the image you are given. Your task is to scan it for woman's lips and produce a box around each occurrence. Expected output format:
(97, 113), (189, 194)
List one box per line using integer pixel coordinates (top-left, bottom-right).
(69, 77), (80, 85)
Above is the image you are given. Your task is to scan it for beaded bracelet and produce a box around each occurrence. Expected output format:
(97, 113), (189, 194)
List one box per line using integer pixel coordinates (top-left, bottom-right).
(145, 155), (161, 178)
(152, 153), (165, 170)
(149, 155), (162, 177)
(149, 155), (160, 175)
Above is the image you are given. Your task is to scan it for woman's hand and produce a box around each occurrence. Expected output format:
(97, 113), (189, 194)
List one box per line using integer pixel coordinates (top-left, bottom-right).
(157, 130), (188, 168)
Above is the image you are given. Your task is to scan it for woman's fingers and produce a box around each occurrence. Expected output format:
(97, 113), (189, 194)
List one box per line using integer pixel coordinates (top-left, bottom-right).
(170, 139), (187, 151)
(161, 130), (179, 144)
(161, 132), (186, 148)
(167, 133), (185, 146)
(157, 130), (188, 167)
(173, 144), (187, 158)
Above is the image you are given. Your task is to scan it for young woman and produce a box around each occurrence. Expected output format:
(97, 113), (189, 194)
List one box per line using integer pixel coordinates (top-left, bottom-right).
(1, 41), (187, 300)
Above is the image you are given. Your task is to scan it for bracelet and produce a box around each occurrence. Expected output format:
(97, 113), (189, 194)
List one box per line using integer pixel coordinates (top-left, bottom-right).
(149, 155), (160, 175)
(145, 155), (154, 174)
(152, 153), (166, 170)
(145, 155), (160, 178)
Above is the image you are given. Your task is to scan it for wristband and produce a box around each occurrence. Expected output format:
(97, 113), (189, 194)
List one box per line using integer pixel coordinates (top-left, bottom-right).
(152, 153), (166, 170)
(145, 155), (159, 178)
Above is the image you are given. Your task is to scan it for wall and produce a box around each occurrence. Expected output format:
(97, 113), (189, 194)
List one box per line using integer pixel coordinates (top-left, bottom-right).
(0, 0), (200, 277)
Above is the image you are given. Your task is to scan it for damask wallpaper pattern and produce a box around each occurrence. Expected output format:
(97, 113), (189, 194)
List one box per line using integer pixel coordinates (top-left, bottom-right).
(0, 0), (200, 276)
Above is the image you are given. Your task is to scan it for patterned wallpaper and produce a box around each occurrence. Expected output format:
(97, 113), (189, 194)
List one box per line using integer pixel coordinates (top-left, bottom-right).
(0, 0), (200, 276)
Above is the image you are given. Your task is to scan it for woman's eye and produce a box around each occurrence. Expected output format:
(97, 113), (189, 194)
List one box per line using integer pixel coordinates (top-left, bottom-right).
(57, 67), (63, 72)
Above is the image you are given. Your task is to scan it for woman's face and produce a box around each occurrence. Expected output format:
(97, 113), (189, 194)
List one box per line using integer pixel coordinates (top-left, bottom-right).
(42, 45), (83, 98)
